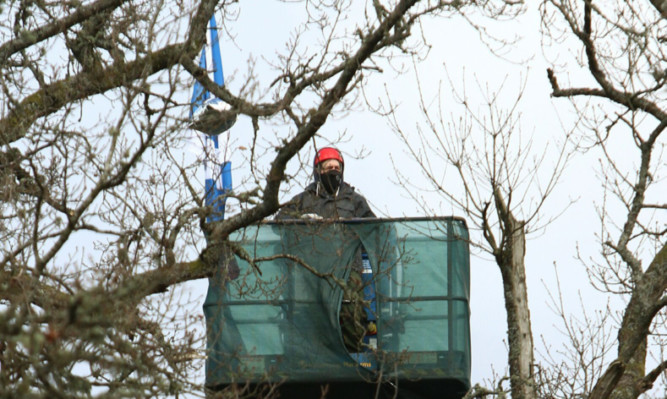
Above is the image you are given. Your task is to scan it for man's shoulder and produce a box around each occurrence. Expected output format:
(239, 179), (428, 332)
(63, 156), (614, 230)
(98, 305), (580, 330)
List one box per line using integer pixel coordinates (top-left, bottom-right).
(287, 183), (318, 200)
(339, 182), (376, 218)
(275, 184), (317, 219)
(340, 182), (367, 200)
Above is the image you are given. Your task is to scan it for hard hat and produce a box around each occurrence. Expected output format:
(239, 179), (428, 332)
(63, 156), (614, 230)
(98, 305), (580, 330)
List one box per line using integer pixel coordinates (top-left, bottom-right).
(314, 147), (344, 168)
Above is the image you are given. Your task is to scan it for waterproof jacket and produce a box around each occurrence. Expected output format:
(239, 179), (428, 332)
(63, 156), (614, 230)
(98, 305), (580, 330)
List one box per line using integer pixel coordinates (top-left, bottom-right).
(276, 181), (375, 220)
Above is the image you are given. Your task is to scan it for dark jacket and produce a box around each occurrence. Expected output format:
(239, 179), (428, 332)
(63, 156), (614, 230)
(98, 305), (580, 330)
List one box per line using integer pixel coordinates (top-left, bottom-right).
(276, 181), (375, 220)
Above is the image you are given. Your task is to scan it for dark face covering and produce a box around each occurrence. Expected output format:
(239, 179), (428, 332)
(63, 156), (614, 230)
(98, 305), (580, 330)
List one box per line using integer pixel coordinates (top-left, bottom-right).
(319, 170), (342, 195)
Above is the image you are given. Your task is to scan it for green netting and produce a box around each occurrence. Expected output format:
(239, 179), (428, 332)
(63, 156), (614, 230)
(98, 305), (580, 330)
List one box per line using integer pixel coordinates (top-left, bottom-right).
(203, 217), (470, 388)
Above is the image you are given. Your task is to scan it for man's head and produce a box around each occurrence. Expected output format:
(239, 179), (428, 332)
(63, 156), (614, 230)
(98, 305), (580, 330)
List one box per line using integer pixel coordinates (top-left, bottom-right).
(313, 147), (344, 195)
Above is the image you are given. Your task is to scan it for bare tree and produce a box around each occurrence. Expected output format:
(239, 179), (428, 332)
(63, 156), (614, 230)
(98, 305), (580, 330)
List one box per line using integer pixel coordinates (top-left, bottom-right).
(542, 0), (666, 398)
(390, 74), (574, 399)
(391, 0), (665, 398)
(0, 0), (523, 397)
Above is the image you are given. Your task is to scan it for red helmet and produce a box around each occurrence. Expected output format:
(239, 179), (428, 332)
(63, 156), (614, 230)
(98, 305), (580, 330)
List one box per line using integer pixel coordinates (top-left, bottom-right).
(314, 147), (344, 168)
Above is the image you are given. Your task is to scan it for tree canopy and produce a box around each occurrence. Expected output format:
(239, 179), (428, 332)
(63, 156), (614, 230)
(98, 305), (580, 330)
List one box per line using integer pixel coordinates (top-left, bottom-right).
(0, 0), (664, 398)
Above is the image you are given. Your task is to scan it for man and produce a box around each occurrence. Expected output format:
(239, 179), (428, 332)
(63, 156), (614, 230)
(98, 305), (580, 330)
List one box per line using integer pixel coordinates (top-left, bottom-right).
(276, 147), (375, 220)
(276, 147), (375, 353)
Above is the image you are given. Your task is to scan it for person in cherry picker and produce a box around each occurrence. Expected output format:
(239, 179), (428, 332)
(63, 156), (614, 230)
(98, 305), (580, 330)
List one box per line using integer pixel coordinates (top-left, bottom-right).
(277, 147), (375, 219)
(276, 146), (377, 353)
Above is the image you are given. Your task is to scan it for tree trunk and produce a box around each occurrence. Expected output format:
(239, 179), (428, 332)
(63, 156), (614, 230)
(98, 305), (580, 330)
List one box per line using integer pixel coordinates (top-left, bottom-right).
(494, 189), (536, 399)
(590, 244), (667, 399)
(609, 339), (647, 399)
